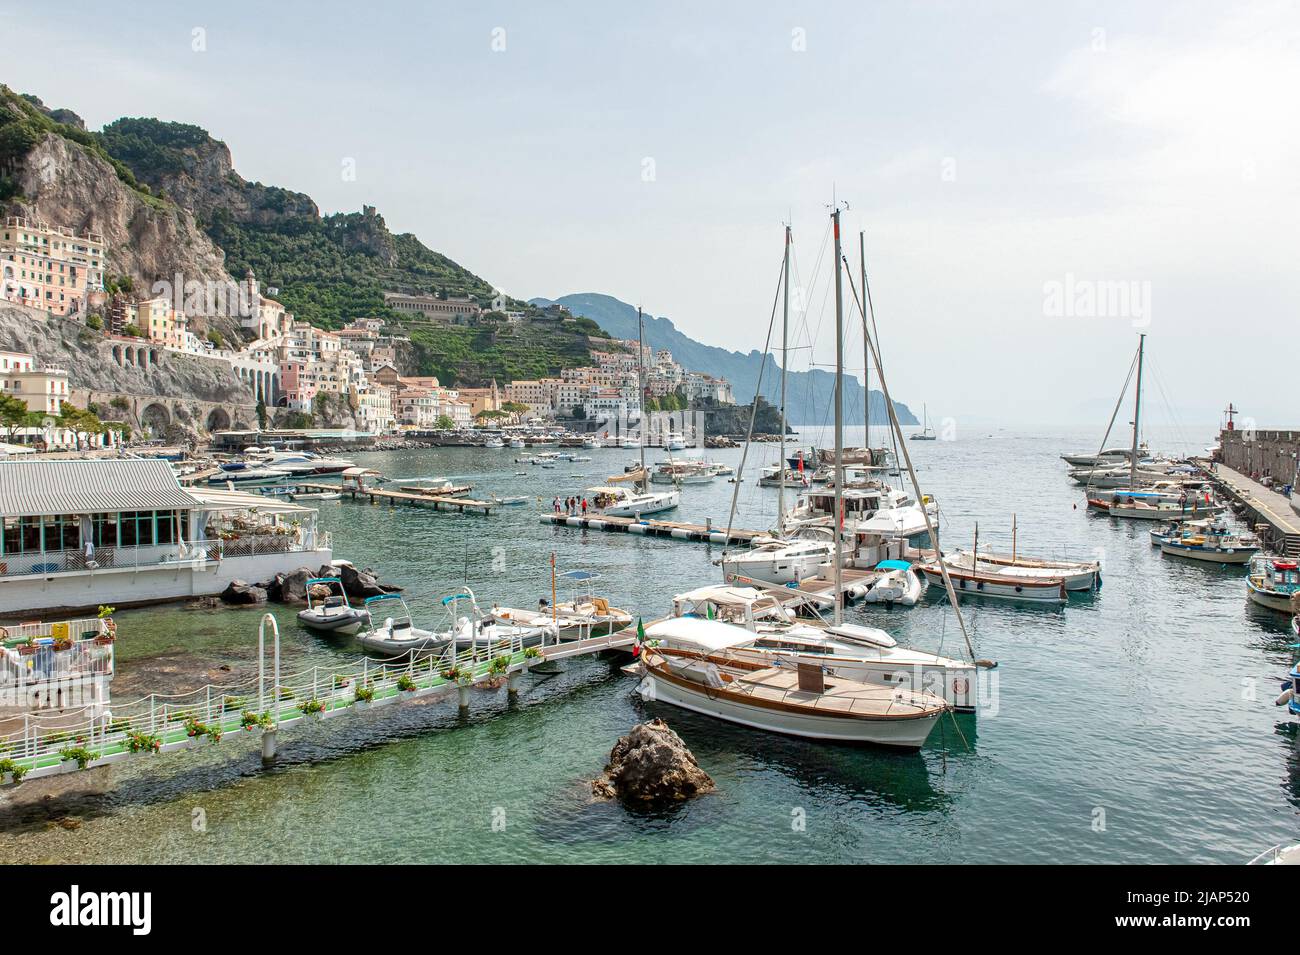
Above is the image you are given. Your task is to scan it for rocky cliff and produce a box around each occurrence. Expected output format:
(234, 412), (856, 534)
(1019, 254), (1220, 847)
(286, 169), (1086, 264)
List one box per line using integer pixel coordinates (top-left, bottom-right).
(0, 303), (257, 441)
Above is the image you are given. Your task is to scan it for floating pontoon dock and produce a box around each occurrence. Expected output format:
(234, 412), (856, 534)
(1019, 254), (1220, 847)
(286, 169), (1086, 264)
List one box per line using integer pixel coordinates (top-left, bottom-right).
(296, 481), (497, 515)
(0, 617), (632, 786)
(540, 512), (767, 546)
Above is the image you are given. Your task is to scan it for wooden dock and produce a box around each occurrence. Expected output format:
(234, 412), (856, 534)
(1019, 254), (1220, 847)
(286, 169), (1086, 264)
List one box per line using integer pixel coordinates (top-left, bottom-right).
(1205, 463), (1300, 557)
(540, 512), (768, 546)
(298, 482), (497, 515)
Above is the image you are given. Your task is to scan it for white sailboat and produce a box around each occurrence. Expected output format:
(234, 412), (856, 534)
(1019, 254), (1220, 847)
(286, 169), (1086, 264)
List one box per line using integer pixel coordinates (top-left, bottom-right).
(909, 403), (937, 440)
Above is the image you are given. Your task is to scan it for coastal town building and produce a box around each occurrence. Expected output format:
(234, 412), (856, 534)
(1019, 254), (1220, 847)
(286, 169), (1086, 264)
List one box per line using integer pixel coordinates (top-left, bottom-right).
(0, 350), (70, 416)
(0, 216), (105, 316)
(383, 292), (482, 324)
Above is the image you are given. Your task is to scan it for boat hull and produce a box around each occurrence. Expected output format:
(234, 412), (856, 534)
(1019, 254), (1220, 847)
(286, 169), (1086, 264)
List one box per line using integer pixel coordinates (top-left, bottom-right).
(639, 665), (943, 747)
(863, 568), (924, 606)
(296, 608), (368, 635)
(921, 566), (1066, 604)
(1247, 582), (1297, 613)
(1159, 541), (1256, 564)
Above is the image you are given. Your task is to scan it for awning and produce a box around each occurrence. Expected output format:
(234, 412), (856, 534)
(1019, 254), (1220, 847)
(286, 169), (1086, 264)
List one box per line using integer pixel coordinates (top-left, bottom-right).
(0, 459), (198, 518)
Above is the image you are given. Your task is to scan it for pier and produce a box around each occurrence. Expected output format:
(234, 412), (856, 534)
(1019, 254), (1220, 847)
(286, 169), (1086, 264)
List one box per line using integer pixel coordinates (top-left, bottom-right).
(0, 616), (633, 786)
(297, 481), (497, 515)
(1204, 463), (1300, 557)
(540, 512), (768, 546)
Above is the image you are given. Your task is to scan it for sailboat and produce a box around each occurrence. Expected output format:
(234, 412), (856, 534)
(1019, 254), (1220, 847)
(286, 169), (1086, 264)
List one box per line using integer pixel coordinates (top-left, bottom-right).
(909, 404), (937, 441)
(721, 225), (833, 586)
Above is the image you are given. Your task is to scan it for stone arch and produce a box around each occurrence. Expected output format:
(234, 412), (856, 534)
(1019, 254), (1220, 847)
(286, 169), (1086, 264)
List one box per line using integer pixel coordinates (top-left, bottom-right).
(111, 344), (122, 366)
(206, 407), (231, 432)
(150, 349), (159, 366)
(140, 402), (171, 437)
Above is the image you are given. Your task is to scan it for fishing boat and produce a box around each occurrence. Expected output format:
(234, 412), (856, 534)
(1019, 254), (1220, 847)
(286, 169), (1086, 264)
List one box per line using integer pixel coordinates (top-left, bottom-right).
(1102, 497), (1225, 521)
(296, 578), (369, 635)
(862, 559), (925, 605)
(918, 558), (1067, 604)
(1156, 520), (1258, 564)
(661, 585), (976, 710)
(1087, 480), (1211, 506)
(909, 403), (937, 441)
(757, 464), (808, 488)
(356, 593), (450, 656)
(943, 522), (1100, 592)
(1247, 556), (1300, 613)
(636, 616), (948, 746)
(289, 489), (341, 501)
(489, 494), (528, 506)
(490, 570), (632, 640)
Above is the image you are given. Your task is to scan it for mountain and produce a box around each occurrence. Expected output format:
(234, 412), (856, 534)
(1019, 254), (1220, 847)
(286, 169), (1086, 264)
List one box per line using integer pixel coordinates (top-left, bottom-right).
(530, 293), (917, 426)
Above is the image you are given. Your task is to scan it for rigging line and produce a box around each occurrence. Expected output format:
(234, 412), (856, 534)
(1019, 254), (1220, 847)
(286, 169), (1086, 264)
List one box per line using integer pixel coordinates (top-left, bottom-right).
(840, 252), (976, 662)
(722, 239), (788, 548)
(1081, 347), (1139, 494)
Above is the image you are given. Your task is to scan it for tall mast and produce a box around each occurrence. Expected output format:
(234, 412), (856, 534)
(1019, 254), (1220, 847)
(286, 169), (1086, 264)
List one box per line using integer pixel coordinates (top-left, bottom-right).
(859, 231), (869, 453)
(832, 208), (845, 626)
(637, 305), (648, 491)
(778, 225), (790, 534)
(1129, 333), (1145, 490)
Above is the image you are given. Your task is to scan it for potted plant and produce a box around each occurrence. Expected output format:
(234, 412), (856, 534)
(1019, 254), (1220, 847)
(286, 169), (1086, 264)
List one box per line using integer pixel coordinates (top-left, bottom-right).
(125, 731), (162, 754)
(58, 746), (97, 770)
(333, 674), (350, 691)
(183, 717), (222, 744)
(353, 684), (375, 709)
(298, 698), (326, 718)
(17, 637), (37, 656)
(487, 654), (511, 677)
(523, 646), (542, 662)
(240, 710), (272, 731)
(0, 757), (28, 785)
(396, 673), (418, 694)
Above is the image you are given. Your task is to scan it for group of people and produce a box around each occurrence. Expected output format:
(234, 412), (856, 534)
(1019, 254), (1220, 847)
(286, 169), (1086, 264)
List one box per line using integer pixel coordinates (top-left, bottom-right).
(554, 496), (590, 516)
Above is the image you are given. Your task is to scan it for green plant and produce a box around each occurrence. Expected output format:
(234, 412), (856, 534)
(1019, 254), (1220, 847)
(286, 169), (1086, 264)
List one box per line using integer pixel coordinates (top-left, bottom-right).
(333, 674), (350, 689)
(183, 717), (221, 743)
(523, 646), (542, 660)
(223, 695), (246, 712)
(487, 654), (511, 676)
(396, 673), (417, 692)
(240, 710), (272, 731)
(125, 731), (161, 754)
(97, 605), (115, 619)
(0, 757), (28, 783)
(58, 746), (97, 769)
(298, 698), (325, 716)
(353, 684), (375, 703)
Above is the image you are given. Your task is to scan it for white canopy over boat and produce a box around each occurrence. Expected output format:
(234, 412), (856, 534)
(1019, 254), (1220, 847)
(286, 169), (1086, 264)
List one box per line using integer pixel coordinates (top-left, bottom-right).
(645, 616), (757, 654)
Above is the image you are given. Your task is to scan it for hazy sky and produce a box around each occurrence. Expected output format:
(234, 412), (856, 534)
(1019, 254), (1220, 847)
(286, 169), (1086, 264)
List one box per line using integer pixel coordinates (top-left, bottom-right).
(4, 1), (1297, 428)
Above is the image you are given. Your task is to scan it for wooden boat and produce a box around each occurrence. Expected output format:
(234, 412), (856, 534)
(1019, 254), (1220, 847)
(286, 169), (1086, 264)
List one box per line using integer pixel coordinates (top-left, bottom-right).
(1104, 498), (1224, 521)
(1157, 520), (1258, 564)
(1247, 557), (1300, 613)
(490, 570), (632, 640)
(919, 559), (1067, 604)
(944, 549), (1099, 592)
(637, 617), (948, 746)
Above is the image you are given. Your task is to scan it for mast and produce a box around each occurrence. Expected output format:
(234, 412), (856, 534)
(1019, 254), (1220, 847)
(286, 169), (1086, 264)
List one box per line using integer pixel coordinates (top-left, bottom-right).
(1129, 333), (1145, 491)
(859, 231), (869, 453)
(637, 305), (648, 491)
(778, 225), (790, 534)
(832, 208), (845, 626)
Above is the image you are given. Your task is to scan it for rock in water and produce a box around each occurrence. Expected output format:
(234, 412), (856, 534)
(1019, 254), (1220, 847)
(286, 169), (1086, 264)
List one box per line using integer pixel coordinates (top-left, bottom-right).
(219, 580), (267, 605)
(592, 719), (714, 803)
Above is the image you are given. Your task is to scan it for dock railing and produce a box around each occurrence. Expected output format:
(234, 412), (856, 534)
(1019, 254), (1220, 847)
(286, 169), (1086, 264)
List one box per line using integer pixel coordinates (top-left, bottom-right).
(0, 617), (594, 784)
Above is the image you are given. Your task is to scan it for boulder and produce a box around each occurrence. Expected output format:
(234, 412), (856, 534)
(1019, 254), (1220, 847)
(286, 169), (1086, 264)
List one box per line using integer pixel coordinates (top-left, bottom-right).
(338, 564), (400, 600)
(219, 580), (267, 605)
(591, 719), (714, 803)
(278, 567), (315, 604)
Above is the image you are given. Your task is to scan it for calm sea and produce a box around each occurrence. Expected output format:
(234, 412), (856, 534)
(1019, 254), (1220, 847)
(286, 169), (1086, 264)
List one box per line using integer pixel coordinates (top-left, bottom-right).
(3, 425), (1297, 864)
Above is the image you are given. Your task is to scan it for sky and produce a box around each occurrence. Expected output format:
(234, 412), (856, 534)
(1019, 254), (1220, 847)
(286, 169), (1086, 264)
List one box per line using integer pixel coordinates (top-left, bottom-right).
(3, 0), (1297, 428)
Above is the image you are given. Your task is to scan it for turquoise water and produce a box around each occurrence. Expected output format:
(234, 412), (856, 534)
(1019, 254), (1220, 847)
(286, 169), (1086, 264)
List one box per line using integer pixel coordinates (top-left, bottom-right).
(3, 426), (1298, 864)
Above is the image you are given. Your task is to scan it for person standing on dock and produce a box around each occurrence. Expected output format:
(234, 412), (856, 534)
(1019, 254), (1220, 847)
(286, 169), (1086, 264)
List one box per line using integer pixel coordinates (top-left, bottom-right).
(582, 497), (589, 515)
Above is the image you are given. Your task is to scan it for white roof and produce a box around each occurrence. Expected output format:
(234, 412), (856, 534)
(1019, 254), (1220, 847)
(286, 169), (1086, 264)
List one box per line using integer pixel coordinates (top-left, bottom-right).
(0, 459), (198, 518)
(188, 488), (314, 514)
(645, 616), (755, 653)
(674, 585), (766, 607)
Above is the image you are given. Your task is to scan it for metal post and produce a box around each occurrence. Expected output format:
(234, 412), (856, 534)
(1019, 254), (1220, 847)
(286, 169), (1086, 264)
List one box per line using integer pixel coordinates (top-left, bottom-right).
(831, 208), (845, 626)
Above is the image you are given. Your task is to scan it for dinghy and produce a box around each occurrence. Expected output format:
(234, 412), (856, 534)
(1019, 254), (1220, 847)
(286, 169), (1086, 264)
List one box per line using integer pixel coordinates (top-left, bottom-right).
(863, 560), (925, 605)
(296, 578), (368, 635)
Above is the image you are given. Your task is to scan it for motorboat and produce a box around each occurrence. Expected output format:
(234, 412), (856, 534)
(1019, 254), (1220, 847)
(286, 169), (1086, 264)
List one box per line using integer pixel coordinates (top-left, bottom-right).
(1086, 480), (1211, 506)
(664, 431), (688, 451)
(1071, 464), (1188, 488)
(758, 464), (809, 488)
(582, 436), (602, 450)
(296, 578), (369, 635)
(489, 494), (529, 506)
(661, 586), (976, 710)
(489, 570), (632, 640)
(439, 590), (555, 650)
(483, 436), (505, 449)
(721, 533), (834, 587)
(636, 616), (949, 744)
(585, 485), (679, 518)
(649, 461), (715, 485)
(943, 549), (1100, 592)
(289, 489), (341, 501)
(508, 438), (526, 449)
(207, 467), (287, 486)
(356, 593), (451, 656)
(1060, 446), (1143, 468)
(863, 560), (926, 605)
(1247, 556), (1300, 613)
(259, 450), (355, 475)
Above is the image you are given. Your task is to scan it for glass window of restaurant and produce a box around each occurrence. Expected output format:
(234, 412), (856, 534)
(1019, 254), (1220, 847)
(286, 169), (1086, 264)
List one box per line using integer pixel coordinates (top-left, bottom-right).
(1, 515), (79, 555)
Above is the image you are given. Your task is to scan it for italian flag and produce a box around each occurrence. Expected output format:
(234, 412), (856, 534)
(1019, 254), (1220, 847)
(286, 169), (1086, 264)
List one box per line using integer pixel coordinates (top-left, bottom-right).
(632, 618), (646, 657)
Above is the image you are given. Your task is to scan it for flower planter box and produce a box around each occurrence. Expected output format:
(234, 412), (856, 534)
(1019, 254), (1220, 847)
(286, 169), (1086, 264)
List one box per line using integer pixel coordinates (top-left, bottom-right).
(2, 771), (15, 785)
(59, 759), (79, 772)
(352, 699), (373, 711)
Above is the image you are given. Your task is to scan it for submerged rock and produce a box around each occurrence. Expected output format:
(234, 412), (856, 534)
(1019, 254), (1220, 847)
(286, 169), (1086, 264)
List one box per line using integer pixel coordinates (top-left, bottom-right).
(592, 719), (714, 803)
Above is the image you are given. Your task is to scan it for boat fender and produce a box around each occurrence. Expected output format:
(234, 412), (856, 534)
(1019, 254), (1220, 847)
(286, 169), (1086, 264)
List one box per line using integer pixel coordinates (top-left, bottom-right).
(1276, 688), (1294, 707)
(975, 659), (998, 669)
(977, 581), (985, 590)
(1014, 585), (1023, 593)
